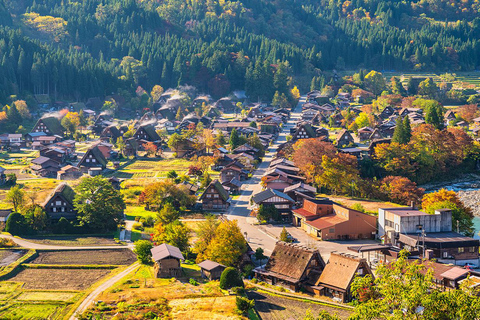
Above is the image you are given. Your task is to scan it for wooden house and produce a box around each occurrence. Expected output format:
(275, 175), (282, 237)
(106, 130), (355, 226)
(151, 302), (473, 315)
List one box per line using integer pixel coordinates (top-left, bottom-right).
(100, 125), (122, 142)
(199, 180), (230, 210)
(291, 123), (317, 141)
(214, 97), (237, 113)
(124, 138), (139, 157)
(283, 182), (316, 205)
(379, 106), (395, 119)
(357, 127), (374, 141)
(31, 116), (64, 136)
(233, 144), (259, 158)
(252, 188), (295, 221)
(220, 162), (248, 183)
(336, 129), (354, 147)
(42, 183), (76, 220)
(315, 253), (373, 302)
(177, 181), (199, 195)
(40, 147), (66, 164)
(444, 110), (457, 125)
(369, 128), (383, 140)
(254, 242), (325, 291)
(31, 156), (61, 177)
(222, 178), (242, 194)
(151, 243), (185, 278)
(0, 209), (12, 222)
(198, 260), (226, 280)
(134, 124), (161, 142)
(57, 165), (82, 180)
(77, 146), (107, 171)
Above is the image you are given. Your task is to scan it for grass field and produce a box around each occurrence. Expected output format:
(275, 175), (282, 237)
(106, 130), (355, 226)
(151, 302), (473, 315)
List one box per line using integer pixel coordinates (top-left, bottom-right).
(17, 291), (79, 301)
(125, 205), (156, 220)
(110, 158), (193, 180)
(0, 303), (68, 320)
(30, 249), (136, 265)
(23, 236), (121, 247)
(8, 268), (112, 290)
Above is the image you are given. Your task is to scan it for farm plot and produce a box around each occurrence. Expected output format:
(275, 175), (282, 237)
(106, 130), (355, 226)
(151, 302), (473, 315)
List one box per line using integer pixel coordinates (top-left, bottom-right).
(16, 291), (79, 302)
(8, 268), (112, 290)
(169, 296), (239, 320)
(23, 236), (121, 246)
(0, 303), (67, 319)
(30, 249), (136, 265)
(247, 291), (352, 320)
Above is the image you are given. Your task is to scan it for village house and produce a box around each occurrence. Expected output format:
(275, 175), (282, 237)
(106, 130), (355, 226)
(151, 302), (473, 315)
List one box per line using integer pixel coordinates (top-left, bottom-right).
(283, 182), (316, 205)
(378, 206), (480, 266)
(336, 129), (354, 148)
(419, 260), (474, 290)
(315, 253), (374, 302)
(212, 122), (251, 132)
(199, 180), (230, 210)
(100, 125), (123, 142)
(31, 156), (61, 177)
(39, 147), (67, 164)
(177, 181), (199, 195)
(254, 242), (325, 292)
(233, 143), (260, 158)
(262, 167), (305, 191)
(444, 110), (457, 125)
(77, 146), (108, 172)
(222, 178), (242, 194)
(0, 209), (12, 223)
(42, 183), (76, 220)
(252, 188), (295, 221)
(293, 198), (377, 240)
(198, 260), (226, 280)
(220, 162), (248, 183)
(379, 106), (395, 119)
(291, 123), (317, 141)
(357, 127), (374, 141)
(133, 124), (161, 142)
(151, 243), (184, 278)
(31, 116), (64, 136)
(57, 165), (83, 180)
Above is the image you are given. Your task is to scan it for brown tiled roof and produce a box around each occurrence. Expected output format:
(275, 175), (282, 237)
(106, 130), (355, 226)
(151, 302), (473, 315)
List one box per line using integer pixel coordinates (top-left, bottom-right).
(317, 253), (370, 291)
(265, 242), (324, 282)
(306, 214), (347, 230)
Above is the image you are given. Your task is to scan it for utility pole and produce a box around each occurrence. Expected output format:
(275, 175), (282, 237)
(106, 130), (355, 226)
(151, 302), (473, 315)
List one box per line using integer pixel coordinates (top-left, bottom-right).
(421, 229), (426, 258)
(457, 220), (460, 234)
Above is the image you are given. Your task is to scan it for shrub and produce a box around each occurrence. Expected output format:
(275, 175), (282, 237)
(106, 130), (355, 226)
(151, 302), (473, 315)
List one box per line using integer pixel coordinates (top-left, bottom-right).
(135, 216), (141, 222)
(251, 278), (258, 284)
(5, 212), (28, 235)
(132, 222), (144, 231)
(0, 238), (15, 247)
(242, 264), (254, 278)
(231, 286), (245, 295)
(236, 296), (254, 313)
(133, 240), (153, 264)
(52, 217), (73, 234)
(219, 267), (244, 290)
(189, 278), (199, 286)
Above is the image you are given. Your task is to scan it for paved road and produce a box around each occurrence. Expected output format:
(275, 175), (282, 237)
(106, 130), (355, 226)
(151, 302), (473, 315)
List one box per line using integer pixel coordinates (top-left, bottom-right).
(0, 234), (132, 250)
(69, 262), (140, 320)
(226, 96), (376, 260)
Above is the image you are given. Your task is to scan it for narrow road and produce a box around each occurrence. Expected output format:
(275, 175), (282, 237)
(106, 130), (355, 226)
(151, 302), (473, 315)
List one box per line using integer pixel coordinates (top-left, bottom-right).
(0, 234), (132, 250)
(69, 262), (140, 320)
(226, 96), (377, 260)
(226, 96), (305, 254)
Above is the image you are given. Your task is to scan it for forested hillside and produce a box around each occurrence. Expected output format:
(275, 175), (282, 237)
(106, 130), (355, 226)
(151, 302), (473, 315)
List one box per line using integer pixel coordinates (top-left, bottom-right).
(0, 0), (479, 102)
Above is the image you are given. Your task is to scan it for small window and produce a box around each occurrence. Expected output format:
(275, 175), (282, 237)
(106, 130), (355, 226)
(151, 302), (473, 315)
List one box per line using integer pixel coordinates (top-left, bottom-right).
(56, 201), (61, 205)
(458, 247), (465, 253)
(470, 247), (476, 253)
(443, 251), (448, 258)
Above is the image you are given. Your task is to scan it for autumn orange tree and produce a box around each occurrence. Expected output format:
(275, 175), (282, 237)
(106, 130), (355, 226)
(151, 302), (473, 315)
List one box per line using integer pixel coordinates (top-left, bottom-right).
(377, 176), (424, 205)
(143, 142), (158, 157)
(422, 189), (474, 236)
(292, 138), (337, 183)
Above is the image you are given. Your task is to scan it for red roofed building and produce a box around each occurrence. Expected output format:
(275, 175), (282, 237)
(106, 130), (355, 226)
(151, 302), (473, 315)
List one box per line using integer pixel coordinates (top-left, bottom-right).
(293, 199), (377, 240)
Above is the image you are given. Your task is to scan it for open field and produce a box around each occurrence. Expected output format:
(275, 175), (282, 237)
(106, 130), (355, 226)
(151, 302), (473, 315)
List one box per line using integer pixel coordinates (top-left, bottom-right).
(0, 303), (68, 320)
(125, 205), (156, 220)
(8, 268), (112, 290)
(30, 249), (136, 265)
(109, 158), (193, 179)
(17, 291), (79, 301)
(82, 264), (241, 319)
(247, 290), (352, 320)
(22, 236), (121, 246)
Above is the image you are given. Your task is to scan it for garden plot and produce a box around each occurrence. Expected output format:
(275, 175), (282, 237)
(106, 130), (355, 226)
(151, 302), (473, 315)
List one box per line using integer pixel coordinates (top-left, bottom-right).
(0, 303), (68, 319)
(16, 291), (79, 302)
(30, 249), (136, 265)
(8, 268), (111, 290)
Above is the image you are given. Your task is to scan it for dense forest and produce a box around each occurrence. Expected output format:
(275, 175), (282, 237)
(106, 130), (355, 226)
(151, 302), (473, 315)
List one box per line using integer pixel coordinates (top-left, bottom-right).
(0, 0), (479, 102)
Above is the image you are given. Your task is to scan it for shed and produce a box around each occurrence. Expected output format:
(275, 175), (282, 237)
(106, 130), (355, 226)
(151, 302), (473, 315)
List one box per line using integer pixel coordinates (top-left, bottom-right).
(0, 209), (12, 222)
(198, 260), (226, 280)
(151, 243), (185, 278)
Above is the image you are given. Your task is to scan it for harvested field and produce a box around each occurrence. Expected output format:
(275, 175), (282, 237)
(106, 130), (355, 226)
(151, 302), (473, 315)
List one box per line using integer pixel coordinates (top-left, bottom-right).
(0, 250), (26, 266)
(17, 291), (79, 301)
(30, 249), (136, 265)
(247, 291), (352, 320)
(169, 296), (239, 320)
(8, 268), (111, 290)
(23, 236), (121, 246)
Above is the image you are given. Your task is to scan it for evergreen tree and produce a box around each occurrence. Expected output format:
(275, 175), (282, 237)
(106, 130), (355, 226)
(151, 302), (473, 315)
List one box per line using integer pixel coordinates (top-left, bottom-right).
(425, 104), (444, 129)
(407, 76), (417, 95)
(392, 116), (406, 144)
(403, 116), (412, 143)
(229, 128), (240, 150)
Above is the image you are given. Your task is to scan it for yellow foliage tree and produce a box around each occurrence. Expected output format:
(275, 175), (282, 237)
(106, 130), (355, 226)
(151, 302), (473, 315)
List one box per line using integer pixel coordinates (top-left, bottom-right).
(204, 220), (247, 266)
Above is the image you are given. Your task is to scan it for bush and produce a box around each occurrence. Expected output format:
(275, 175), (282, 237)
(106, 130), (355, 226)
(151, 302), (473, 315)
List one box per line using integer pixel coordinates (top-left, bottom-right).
(242, 264), (254, 279)
(219, 267), (244, 290)
(135, 216), (141, 222)
(236, 296), (254, 313)
(0, 238), (15, 247)
(133, 240), (153, 264)
(5, 212), (32, 235)
(52, 217), (73, 234)
(189, 278), (199, 286)
(132, 222), (144, 231)
(231, 286), (245, 295)
(251, 278), (258, 284)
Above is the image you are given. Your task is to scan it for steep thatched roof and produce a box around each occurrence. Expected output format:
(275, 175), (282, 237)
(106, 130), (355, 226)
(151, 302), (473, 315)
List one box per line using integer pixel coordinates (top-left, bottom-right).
(36, 116), (64, 136)
(200, 179), (229, 202)
(316, 253), (371, 291)
(264, 242), (325, 282)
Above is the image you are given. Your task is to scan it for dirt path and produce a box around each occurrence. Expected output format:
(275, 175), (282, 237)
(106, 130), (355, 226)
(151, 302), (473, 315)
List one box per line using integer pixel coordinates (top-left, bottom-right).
(0, 250), (25, 266)
(0, 234), (133, 250)
(70, 262), (140, 320)
(247, 291), (352, 320)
